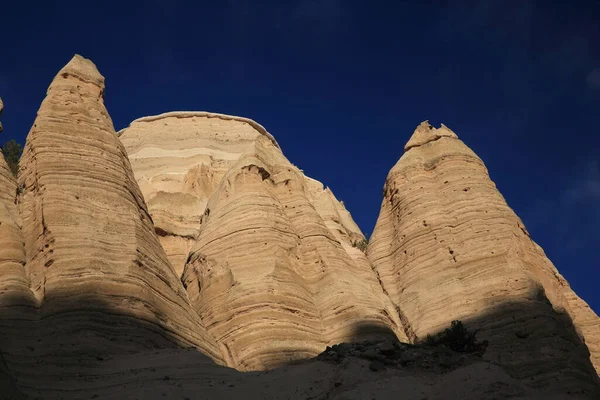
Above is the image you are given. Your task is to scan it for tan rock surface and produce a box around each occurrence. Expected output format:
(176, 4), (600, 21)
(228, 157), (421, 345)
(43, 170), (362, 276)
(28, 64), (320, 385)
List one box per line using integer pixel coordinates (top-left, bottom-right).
(1, 55), (225, 381)
(368, 121), (600, 391)
(304, 176), (365, 246)
(119, 112), (276, 275)
(0, 124), (35, 400)
(0, 145), (35, 312)
(1, 55), (598, 397)
(119, 112), (363, 277)
(182, 136), (405, 370)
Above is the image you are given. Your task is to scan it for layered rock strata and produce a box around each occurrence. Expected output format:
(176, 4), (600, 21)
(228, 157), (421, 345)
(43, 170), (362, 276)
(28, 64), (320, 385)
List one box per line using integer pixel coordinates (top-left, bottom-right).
(0, 104), (36, 400)
(0, 56), (225, 385)
(118, 112), (279, 275)
(182, 136), (405, 370)
(119, 112), (364, 275)
(368, 121), (600, 391)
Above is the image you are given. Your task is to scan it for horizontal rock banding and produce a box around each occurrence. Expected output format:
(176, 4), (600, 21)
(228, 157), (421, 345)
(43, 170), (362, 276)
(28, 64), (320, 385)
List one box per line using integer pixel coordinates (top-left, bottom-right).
(182, 136), (405, 370)
(119, 111), (371, 278)
(2, 55), (224, 378)
(368, 121), (599, 392)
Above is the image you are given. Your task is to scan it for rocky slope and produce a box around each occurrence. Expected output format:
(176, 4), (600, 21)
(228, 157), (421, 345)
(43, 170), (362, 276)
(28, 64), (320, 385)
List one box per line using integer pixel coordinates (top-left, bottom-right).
(0, 141), (30, 400)
(7, 338), (590, 400)
(0, 55), (598, 398)
(182, 135), (405, 370)
(0, 55), (228, 392)
(119, 112), (364, 275)
(118, 112), (279, 275)
(368, 121), (600, 392)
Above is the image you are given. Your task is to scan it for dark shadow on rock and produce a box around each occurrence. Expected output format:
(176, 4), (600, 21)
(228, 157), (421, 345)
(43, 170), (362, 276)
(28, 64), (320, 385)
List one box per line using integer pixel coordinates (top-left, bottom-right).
(0, 285), (598, 399)
(0, 290), (218, 398)
(350, 286), (600, 397)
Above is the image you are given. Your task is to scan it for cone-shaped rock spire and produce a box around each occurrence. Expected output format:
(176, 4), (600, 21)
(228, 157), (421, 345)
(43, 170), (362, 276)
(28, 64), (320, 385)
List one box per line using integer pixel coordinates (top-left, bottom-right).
(11, 55), (224, 371)
(369, 122), (600, 393)
(182, 135), (406, 370)
(404, 121), (458, 151)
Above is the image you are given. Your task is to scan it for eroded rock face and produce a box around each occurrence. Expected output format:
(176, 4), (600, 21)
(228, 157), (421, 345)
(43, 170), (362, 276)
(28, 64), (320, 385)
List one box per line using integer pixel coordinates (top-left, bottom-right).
(0, 149), (34, 400)
(182, 136), (405, 370)
(1, 55), (598, 397)
(119, 112), (281, 275)
(7, 55), (224, 373)
(0, 135), (27, 298)
(119, 113), (364, 276)
(368, 121), (599, 391)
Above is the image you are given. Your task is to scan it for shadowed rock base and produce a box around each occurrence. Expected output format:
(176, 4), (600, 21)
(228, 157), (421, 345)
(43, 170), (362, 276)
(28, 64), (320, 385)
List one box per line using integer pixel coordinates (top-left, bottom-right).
(369, 121), (600, 392)
(0, 294), (597, 399)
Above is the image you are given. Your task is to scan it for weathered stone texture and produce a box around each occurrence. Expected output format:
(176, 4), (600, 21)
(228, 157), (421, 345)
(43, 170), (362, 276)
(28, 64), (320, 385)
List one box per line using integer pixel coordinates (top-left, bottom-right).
(10, 55), (223, 366)
(368, 121), (599, 391)
(119, 112), (364, 277)
(182, 136), (405, 370)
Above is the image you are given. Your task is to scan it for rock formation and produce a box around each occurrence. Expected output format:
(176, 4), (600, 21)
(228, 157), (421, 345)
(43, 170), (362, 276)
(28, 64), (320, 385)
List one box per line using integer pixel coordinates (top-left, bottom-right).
(118, 112), (281, 275)
(182, 135), (405, 370)
(0, 55), (226, 391)
(368, 121), (600, 392)
(0, 99), (34, 400)
(0, 55), (598, 398)
(119, 110), (408, 370)
(2, 337), (584, 400)
(119, 112), (364, 275)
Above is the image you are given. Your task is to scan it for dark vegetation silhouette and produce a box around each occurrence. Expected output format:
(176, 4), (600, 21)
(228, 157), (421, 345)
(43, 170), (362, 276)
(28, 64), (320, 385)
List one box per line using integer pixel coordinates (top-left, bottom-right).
(1, 140), (22, 177)
(351, 238), (368, 253)
(349, 290), (600, 397)
(421, 320), (488, 354)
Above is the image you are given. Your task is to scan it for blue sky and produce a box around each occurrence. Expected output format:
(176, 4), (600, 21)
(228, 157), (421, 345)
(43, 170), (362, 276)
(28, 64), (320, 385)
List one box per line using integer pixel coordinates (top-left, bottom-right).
(1, 1), (599, 313)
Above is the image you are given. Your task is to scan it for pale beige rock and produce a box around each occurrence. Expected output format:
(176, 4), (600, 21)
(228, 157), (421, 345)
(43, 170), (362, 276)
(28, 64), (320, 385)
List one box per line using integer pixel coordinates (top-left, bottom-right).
(119, 112), (273, 275)
(119, 112), (365, 277)
(4, 55), (224, 376)
(0, 145), (36, 312)
(2, 55), (599, 398)
(182, 136), (406, 370)
(0, 132), (35, 400)
(304, 176), (365, 247)
(369, 121), (600, 391)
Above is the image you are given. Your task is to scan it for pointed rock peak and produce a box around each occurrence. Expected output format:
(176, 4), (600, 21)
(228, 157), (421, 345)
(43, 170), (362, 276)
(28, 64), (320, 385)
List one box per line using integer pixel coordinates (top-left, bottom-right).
(0, 97), (3, 133)
(404, 120), (458, 151)
(55, 54), (105, 88)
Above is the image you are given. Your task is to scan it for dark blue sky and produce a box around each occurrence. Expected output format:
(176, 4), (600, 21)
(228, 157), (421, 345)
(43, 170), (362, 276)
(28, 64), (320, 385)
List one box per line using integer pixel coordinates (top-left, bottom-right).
(1, 1), (599, 313)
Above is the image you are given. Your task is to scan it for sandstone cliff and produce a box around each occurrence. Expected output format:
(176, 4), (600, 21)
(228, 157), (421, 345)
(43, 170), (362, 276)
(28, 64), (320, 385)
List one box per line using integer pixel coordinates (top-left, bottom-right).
(0, 55), (226, 383)
(182, 135), (405, 370)
(368, 121), (600, 391)
(0, 55), (598, 398)
(0, 144), (31, 400)
(119, 112), (364, 276)
(118, 112), (279, 276)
